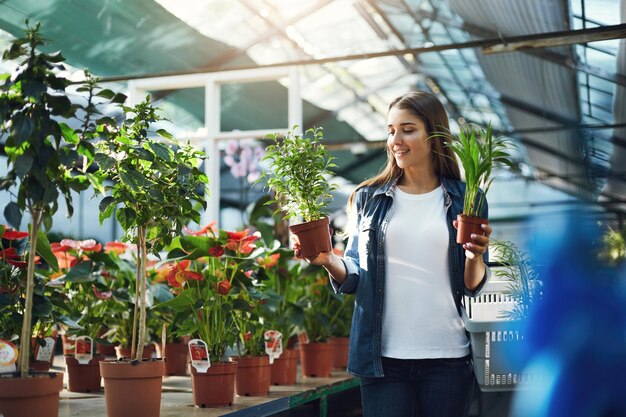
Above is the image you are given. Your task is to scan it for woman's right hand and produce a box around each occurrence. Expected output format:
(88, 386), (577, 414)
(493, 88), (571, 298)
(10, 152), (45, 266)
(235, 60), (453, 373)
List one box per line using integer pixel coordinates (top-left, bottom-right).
(293, 242), (333, 267)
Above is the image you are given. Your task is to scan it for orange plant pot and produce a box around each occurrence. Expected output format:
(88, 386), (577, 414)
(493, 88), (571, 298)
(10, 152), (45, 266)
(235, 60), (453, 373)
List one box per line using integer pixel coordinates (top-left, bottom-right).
(456, 214), (489, 245)
(0, 372), (64, 417)
(270, 348), (298, 385)
(155, 342), (189, 376)
(232, 356), (271, 396)
(329, 337), (349, 369)
(299, 341), (334, 378)
(65, 355), (104, 393)
(190, 362), (237, 407)
(289, 217), (332, 258)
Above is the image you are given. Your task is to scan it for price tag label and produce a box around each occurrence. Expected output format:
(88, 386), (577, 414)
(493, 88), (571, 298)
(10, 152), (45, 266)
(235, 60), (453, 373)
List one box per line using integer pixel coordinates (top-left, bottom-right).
(0, 339), (18, 373)
(188, 339), (210, 373)
(35, 337), (56, 363)
(264, 330), (283, 364)
(75, 336), (93, 365)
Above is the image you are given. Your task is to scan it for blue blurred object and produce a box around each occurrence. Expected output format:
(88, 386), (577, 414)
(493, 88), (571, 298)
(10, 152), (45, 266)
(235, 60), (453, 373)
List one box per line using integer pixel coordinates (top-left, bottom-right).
(511, 210), (626, 417)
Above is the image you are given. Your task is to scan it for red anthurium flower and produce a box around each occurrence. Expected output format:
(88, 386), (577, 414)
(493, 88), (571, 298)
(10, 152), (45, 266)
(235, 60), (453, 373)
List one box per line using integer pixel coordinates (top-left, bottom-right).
(60, 239), (80, 249)
(184, 221), (217, 236)
(92, 285), (112, 300)
(51, 242), (73, 253)
(166, 260), (203, 288)
(257, 253), (280, 269)
(78, 239), (102, 252)
(6, 258), (28, 268)
(217, 279), (231, 295)
(2, 230), (29, 240)
(105, 241), (131, 255)
(244, 331), (252, 341)
(0, 247), (18, 259)
(244, 270), (254, 279)
(208, 246), (225, 257)
(225, 229), (260, 254)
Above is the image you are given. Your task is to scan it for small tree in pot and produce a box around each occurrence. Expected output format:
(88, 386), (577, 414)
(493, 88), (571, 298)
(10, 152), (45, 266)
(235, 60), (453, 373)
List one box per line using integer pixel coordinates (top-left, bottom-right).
(260, 126), (337, 257)
(95, 97), (208, 417)
(431, 123), (515, 244)
(0, 21), (116, 417)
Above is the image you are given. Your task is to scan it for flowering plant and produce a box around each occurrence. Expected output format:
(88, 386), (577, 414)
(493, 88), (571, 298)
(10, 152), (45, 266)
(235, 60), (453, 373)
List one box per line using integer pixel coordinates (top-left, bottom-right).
(0, 226), (85, 365)
(156, 223), (268, 362)
(49, 239), (128, 345)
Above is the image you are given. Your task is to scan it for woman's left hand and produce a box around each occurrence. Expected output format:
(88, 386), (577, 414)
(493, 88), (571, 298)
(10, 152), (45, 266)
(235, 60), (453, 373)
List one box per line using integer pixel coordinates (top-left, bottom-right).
(452, 221), (491, 261)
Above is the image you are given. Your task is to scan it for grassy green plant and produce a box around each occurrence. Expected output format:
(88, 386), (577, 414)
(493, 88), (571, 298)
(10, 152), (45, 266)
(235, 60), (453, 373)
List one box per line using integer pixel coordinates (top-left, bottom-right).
(431, 123), (515, 218)
(491, 240), (541, 320)
(261, 126), (337, 223)
(96, 97), (208, 361)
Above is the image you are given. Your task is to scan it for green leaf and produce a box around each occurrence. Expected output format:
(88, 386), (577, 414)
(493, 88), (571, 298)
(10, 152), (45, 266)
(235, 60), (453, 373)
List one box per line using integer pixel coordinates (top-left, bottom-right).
(116, 207), (136, 231)
(4, 202), (22, 229)
(155, 129), (173, 140)
(149, 142), (174, 162)
(65, 261), (96, 282)
(59, 122), (79, 144)
(154, 288), (196, 311)
(99, 196), (115, 213)
(57, 315), (84, 329)
(36, 230), (59, 271)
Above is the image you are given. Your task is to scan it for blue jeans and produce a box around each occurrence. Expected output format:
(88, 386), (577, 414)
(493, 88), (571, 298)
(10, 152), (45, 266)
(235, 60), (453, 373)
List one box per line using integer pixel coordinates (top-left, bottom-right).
(359, 355), (475, 417)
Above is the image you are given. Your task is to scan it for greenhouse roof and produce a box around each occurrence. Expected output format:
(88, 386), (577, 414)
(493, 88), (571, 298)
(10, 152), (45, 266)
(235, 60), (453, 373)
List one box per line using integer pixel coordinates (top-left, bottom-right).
(1, 0), (625, 222)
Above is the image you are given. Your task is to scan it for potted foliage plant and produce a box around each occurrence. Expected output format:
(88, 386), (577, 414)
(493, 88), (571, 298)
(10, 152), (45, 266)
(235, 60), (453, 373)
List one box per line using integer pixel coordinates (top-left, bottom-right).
(157, 224), (265, 406)
(431, 123), (515, 244)
(0, 22), (115, 417)
(95, 97), (208, 417)
(261, 126), (337, 257)
(297, 265), (339, 378)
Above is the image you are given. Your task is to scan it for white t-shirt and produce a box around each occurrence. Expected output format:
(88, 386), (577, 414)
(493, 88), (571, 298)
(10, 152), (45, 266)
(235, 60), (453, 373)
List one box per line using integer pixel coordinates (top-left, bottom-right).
(381, 185), (470, 359)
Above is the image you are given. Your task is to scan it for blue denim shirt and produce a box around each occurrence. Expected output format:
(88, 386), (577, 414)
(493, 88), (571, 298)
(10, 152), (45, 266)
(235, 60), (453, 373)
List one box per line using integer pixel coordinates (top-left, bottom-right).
(331, 176), (489, 378)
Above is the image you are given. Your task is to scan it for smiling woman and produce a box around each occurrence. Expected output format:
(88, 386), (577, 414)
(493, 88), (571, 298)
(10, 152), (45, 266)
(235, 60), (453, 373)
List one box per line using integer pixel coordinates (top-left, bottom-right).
(301, 91), (492, 417)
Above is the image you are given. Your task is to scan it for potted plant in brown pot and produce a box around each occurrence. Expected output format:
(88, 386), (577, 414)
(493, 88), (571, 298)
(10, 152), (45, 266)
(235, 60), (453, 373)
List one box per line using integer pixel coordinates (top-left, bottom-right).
(95, 97), (208, 417)
(156, 225), (264, 406)
(431, 123), (515, 244)
(260, 126), (337, 257)
(0, 21), (116, 417)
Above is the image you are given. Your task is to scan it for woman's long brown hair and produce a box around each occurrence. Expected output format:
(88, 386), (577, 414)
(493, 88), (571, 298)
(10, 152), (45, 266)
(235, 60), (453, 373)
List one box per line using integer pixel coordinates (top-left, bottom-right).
(344, 91), (461, 231)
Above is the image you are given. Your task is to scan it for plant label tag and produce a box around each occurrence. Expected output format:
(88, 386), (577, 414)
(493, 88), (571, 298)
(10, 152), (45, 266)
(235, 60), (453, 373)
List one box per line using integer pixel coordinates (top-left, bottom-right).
(297, 331), (309, 345)
(75, 336), (93, 365)
(0, 339), (18, 373)
(188, 339), (210, 373)
(35, 337), (56, 363)
(264, 330), (283, 364)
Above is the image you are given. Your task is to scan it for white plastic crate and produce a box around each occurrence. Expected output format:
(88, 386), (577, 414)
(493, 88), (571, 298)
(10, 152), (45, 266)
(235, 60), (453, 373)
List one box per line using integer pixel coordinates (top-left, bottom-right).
(463, 279), (540, 392)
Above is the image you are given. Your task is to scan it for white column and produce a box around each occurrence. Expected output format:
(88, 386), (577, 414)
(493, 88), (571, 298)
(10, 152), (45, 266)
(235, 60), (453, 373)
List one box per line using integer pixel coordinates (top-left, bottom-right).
(204, 79), (221, 226)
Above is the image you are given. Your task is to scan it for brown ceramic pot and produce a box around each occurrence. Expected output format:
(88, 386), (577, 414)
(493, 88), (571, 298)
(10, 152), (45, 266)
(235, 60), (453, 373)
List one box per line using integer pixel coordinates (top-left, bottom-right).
(190, 361), (237, 407)
(114, 343), (155, 359)
(456, 214), (488, 245)
(65, 355), (103, 393)
(299, 341), (334, 378)
(155, 342), (189, 376)
(330, 337), (349, 369)
(100, 360), (165, 417)
(0, 372), (64, 417)
(96, 342), (117, 357)
(270, 348), (298, 385)
(232, 355), (271, 396)
(289, 217), (332, 258)
(29, 360), (52, 372)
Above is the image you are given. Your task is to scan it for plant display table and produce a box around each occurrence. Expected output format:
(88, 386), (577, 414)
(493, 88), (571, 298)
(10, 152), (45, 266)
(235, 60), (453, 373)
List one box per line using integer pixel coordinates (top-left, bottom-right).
(53, 356), (359, 417)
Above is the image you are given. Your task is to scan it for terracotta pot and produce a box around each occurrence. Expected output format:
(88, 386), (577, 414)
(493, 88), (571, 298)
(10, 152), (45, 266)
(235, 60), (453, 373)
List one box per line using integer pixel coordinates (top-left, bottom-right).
(29, 360), (52, 372)
(289, 217), (332, 258)
(456, 214), (489, 245)
(270, 348), (298, 385)
(232, 356), (270, 396)
(190, 361), (237, 407)
(61, 334), (75, 356)
(96, 342), (118, 357)
(100, 360), (165, 417)
(329, 337), (349, 369)
(114, 343), (155, 359)
(0, 372), (64, 417)
(155, 342), (189, 376)
(65, 355), (103, 393)
(299, 341), (334, 378)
